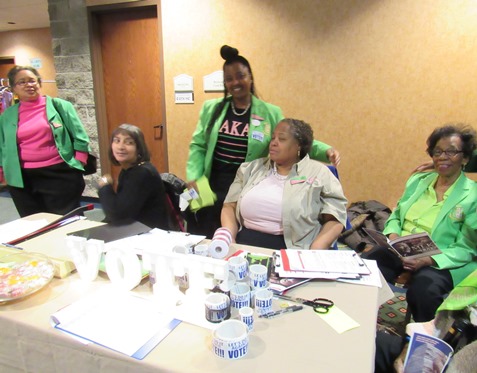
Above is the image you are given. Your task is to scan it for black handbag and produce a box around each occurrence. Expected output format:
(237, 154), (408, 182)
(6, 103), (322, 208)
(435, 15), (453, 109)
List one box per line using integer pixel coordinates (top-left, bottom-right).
(83, 153), (97, 175)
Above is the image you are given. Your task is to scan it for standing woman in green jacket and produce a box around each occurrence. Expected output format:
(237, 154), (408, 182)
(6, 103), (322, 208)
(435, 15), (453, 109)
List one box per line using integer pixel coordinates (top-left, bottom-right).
(186, 45), (341, 238)
(0, 66), (91, 217)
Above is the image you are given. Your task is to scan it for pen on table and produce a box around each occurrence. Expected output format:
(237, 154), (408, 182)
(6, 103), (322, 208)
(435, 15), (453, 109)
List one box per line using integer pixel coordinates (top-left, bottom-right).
(259, 305), (304, 319)
(6, 204), (93, 246)
(7, 215), (83, 246)
(1, 243), (24, 250)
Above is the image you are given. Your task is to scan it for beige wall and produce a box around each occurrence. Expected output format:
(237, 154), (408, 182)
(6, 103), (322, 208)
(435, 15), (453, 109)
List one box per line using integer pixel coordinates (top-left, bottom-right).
(162, 0), (477, 208)
(0, 28), (57, 97)
(2, 0), (477, 208)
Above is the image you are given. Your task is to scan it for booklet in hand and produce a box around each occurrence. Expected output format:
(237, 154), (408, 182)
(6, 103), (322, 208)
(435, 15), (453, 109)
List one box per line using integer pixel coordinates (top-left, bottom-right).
(363, 228), (442, 259)
(403, 332), (453, 373)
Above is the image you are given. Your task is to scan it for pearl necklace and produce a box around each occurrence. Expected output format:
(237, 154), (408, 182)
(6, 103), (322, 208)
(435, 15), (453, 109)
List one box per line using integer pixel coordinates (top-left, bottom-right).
(231, 100), (251, 116)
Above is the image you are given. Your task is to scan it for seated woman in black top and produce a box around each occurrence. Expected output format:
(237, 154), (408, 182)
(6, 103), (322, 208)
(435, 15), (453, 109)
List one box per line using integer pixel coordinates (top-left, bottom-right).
(98, 123), (169, 229)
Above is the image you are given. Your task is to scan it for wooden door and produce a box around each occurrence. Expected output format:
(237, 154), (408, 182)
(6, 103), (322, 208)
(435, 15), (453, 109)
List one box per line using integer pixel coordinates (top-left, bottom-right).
(0, 58), (15, 84)
(94, 5), (167, 178)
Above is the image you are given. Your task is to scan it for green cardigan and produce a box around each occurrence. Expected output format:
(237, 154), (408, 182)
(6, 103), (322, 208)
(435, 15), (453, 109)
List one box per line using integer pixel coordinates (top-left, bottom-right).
(383, 172), (477, 285)
(0, 96), (90, 188)
(186, 95), (332, 181)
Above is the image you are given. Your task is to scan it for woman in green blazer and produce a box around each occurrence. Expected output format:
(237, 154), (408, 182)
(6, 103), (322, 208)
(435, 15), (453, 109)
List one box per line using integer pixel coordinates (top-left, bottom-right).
(186, 45), (340, 238)
(364, 124), (477, 322)
(0, 66), (90, 216)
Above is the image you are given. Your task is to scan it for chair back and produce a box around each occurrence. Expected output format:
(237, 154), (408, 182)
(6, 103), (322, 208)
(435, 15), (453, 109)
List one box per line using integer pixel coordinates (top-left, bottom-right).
(161, 173), (187, 232)
(326, 165), (352, 249)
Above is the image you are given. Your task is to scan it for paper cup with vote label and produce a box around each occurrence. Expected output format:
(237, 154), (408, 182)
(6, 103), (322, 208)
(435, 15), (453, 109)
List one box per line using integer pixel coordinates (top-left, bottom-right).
(205, 293), (230, 323)
(248, 264), (268, 289)
(250, 281), (270, 306)
(212, 320), (249, 360)
(254, 289), (273, 316)
(193, 244), (209, 256)
(228, 256), (248, 281)
(230, 283), (250, 311)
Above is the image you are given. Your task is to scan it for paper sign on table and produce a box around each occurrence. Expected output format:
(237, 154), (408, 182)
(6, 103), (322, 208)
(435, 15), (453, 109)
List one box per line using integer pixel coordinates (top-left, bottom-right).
(51, 287), (181, 359)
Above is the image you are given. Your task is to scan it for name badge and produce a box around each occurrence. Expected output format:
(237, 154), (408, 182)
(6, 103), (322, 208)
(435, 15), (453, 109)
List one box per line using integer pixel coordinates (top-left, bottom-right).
(449, 205), (465, 221)
(252, 131), (264, 142)
(290, 176), (306, 185)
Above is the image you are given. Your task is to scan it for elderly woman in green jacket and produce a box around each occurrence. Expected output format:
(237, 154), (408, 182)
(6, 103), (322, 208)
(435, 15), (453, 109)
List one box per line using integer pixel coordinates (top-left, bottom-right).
(0, 66), (90, 216)
(364, 124), (477, 322)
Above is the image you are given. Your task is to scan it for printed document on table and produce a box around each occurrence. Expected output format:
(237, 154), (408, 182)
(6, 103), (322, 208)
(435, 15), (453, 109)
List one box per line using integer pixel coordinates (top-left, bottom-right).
(276, 266), (360, 279)
(280, 249), (370, 275)
(51, 286), (181, 359)
(337, 259), (383, 287)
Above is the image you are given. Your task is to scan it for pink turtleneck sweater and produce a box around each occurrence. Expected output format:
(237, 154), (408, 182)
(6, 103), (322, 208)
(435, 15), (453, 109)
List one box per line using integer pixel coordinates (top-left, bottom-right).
(0, 97), (87, 182)
(17, 96), (64, 168)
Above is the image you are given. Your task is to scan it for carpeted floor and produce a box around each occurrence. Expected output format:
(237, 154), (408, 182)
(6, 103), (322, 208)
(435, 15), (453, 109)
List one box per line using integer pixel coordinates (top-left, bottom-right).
(0, 187), (105, 225)
(377, 292), (409, 336)
(336, 242), (411, 337)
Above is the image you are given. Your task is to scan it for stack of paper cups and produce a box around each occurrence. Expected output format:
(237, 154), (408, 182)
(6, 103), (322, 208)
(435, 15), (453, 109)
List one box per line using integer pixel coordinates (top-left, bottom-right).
(209, 227), (232, 259)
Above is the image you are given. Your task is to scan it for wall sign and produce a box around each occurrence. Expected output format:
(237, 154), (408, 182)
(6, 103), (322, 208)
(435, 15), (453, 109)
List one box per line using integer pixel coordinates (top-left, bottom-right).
(30, 58), (42, 69)
(175, 92), (194, 104)
(173, 74), (194, 104)
(203, 70), (224, 92)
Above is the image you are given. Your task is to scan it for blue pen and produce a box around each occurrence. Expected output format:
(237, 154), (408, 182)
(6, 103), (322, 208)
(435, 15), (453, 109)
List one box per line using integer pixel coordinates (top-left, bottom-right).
(259, 305), (304, 319)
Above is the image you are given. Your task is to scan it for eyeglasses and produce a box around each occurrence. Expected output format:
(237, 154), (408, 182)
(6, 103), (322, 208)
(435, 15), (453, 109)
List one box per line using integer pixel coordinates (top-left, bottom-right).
(224, 72), (249, 83)
(15, 79), (38, 87)
(431, 149), (464, 158)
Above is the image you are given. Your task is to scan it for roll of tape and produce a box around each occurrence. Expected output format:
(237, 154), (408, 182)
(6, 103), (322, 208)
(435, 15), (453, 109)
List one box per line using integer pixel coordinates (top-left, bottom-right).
(205, 293), (230, 323)
(209, 227), (232, 259)
(105, 248), (142, 291)
(208, 239), (229, 259)
(239, 306), (254, 331)
(214, 228), (232, 242)
(212, 320), (249, 359)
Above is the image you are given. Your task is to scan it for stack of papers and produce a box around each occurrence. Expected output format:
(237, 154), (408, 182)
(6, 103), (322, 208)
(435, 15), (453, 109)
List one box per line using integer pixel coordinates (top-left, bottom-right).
(51, 287), (181, 359)
(276, 249), (371, 280)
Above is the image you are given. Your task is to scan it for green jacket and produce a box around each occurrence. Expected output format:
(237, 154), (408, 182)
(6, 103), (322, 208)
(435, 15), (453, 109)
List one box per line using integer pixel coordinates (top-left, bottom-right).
(0, 96), (90, 188)
(383, 172), (477, 285)
(186, 95), (332, 181)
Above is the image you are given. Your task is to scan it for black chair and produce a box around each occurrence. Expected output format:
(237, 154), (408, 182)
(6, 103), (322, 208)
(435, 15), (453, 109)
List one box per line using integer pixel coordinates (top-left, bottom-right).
(160, 172), (188, 232)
